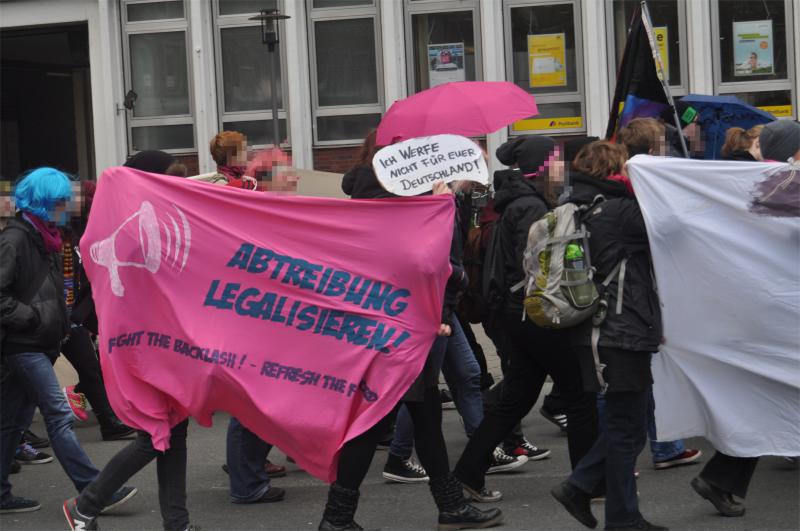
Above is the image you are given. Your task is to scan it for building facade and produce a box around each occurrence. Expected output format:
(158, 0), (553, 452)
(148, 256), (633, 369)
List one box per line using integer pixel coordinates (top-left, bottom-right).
(1, 0), (798, 179)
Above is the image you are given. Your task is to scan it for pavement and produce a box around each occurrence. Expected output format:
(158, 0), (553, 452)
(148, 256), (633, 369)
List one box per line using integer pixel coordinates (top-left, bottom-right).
(2, 327), (799, 531)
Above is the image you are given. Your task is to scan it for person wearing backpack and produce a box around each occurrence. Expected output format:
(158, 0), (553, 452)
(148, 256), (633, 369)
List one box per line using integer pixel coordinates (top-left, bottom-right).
(550, 141), (667, 531)
(454, 135), (598, 502)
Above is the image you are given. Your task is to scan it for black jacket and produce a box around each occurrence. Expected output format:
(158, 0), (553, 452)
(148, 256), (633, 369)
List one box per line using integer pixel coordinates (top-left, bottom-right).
(491, 169), (549, 316)
(566, 174), (662, 353)
(722, 150), (757, 162)
(341, 166), (467, 325)
(0, 216), (69, 358)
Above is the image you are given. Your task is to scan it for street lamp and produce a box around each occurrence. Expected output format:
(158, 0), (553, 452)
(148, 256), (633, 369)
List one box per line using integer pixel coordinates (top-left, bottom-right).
(249, 9), (290, 148)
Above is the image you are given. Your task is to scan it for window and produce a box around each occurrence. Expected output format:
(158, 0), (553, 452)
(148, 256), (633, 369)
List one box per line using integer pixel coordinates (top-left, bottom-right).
(607, 0), (687, 94)
(711, 0), (796, 118)
(308, 0), (383, 144)
(405, 1), (481, 93)
(213, 0), (290, 147)
(121, 1), (195, 153)
(504, 0), (585, 135)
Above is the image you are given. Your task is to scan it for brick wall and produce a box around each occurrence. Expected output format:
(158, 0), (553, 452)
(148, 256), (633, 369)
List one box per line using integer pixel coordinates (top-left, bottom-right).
(312, 146), (359, 174)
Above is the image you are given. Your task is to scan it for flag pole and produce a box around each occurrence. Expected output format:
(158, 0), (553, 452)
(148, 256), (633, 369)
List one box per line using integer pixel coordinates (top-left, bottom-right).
(640, 0), (689, 157)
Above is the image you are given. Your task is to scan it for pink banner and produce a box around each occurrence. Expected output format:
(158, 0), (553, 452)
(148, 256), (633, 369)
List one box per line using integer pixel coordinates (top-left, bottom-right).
(81, 167), (453, 482)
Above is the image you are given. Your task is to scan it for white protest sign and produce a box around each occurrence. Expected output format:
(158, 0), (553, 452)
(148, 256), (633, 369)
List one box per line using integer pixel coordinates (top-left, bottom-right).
(372, 134), (489, 196)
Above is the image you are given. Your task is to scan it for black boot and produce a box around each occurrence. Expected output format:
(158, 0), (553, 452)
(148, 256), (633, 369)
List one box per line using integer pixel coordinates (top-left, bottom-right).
(319, 483), (365, 531)
(97, 414), (136, 441)
(430, 474), (503, 531)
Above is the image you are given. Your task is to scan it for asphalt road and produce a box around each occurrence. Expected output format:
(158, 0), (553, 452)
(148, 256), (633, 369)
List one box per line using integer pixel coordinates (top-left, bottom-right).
(2, 389), (798, 531)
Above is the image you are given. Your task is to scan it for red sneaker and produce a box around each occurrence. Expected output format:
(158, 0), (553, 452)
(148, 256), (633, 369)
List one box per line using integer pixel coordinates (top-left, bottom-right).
(63, 386), (89, 422)
(654, 449), (702, 470)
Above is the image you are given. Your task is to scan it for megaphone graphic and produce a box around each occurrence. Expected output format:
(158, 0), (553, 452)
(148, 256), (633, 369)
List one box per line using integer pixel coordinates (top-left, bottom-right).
(90, 201), (162, 297)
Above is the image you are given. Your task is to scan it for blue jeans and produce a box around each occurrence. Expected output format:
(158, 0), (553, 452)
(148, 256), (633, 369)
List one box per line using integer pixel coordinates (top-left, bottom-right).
(226, 417), (274, 503)
(390, 317), (483, 459)
(596, 391), (684, 463)
(1, 352), (99, 502)
(647, 388), (684, 462)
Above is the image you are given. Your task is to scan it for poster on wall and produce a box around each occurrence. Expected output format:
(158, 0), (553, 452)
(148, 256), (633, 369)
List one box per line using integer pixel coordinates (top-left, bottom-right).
(653, 26), (669, 81)
(528, 33), (567, 88)
(733, 20), (774, 76)
(427, 43), (466, 87)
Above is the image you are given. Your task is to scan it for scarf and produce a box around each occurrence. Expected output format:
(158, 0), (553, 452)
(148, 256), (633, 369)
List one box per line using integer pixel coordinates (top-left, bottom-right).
(22, 212), (62, 253)
(218, 164), (248, 188)
(62, 239), (75, 309)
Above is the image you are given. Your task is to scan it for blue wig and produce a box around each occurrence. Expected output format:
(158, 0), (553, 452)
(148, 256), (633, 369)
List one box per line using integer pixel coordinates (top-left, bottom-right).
(13, 167), (73, 221)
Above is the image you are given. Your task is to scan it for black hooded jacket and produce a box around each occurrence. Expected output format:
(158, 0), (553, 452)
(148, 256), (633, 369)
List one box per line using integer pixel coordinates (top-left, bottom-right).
(0, 216), (70, 358)
(566, 173), (662, 353)
(341, 165), (466, 325)
(491, 169), (550, 316)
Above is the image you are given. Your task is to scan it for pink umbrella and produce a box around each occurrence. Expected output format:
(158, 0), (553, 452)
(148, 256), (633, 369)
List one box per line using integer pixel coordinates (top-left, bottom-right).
(376, 81), (538, 145)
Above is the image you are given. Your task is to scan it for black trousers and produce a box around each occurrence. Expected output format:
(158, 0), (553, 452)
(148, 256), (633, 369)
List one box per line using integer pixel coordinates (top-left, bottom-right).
(77, 420), (189, 531)
(568, 389), (649, 528)
(699, 452), (759, 499)
(458, 316), (493, 390)
(454, 316), (598, 490)
(60, 326), (115, 420)
(336, 386), (450, 490)
(480, 315), (524, 447)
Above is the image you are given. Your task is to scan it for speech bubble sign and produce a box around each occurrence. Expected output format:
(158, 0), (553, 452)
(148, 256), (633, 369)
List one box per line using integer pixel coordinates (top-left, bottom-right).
(372, 134), (489, 196)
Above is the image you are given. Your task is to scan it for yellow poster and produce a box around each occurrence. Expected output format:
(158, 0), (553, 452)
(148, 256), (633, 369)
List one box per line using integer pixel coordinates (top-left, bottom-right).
(758, 105), (792, 118)
(653, 26), (669, 81)
(512, 116), (583, 132)
(528, 33), (567, 88)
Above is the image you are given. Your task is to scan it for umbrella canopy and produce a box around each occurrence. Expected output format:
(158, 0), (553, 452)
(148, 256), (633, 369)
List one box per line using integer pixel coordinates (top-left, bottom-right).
(376, 81), (538, 145)
(681, 94), (776, 160)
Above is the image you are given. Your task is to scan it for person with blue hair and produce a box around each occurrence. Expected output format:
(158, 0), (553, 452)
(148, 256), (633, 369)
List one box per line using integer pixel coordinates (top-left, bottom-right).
(0, 167), (138, 515)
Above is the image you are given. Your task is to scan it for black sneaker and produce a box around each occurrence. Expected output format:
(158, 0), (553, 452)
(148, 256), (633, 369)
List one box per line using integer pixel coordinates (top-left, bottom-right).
(100, 486), (139, 513)
(463, 483), (503, 503)
(551, 480), (597, 529)
(23, 429), (49, 449)
(486, 447), (528, 474)
(318, 519), (364, 530)
(437, 504), (503, 531)
(503, 438), (551, 461)
(234, 486), (286, 504)
(440, 388), (456, 410)
(540, 406), (568, 432)
(100, 420), (136, 441)
(15, 443), (54, 465)
(383, 454), (429, 484)
(0, 496), (41, 514)
(63, 497), (98, 530)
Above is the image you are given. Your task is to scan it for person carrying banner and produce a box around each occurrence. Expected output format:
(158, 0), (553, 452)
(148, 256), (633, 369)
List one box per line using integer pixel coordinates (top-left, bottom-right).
(62, 153), (196, 531)
(690, 119), (800, 518)
(454, 135), (597, 502)
(1, 168), (138, 516)
(550, 140), (667, 531)
(720, 125), (764, 161)
(321, 131), (503, 531)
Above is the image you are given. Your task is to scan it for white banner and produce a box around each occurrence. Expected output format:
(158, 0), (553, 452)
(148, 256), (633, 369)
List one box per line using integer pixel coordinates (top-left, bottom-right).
(629, 155), (800, 457)
(372, 135), (489, 196)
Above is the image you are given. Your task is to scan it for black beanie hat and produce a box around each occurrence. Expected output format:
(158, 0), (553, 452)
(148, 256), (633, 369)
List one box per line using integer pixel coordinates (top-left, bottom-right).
(564, 136), (599, 163)
(495, 135), (556, 176)
(759, 120), (800, 162)
(124, 150), (176, 174)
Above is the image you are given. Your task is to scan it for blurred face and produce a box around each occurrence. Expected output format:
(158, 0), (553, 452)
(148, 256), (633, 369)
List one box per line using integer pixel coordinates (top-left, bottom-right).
(228, 140), (249, 166)
(749, 137), (763, 161)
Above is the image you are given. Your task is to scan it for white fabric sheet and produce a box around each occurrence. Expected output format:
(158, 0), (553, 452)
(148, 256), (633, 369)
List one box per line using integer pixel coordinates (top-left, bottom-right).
(628, 155), (800, 457)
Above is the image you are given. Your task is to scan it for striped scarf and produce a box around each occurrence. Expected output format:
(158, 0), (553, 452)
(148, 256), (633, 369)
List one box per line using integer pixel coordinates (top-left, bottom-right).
(62, 241), (75, 310)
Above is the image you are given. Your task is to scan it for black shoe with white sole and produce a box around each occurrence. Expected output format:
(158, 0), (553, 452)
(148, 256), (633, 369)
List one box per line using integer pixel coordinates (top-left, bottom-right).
(437, 504), (503, 531)
(463, 484), (503, 503)
(486, 447), (527, 474)
(101, 486), (139, 513)
(0, 496), (41, 514)
(383, 454), (429, 484)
